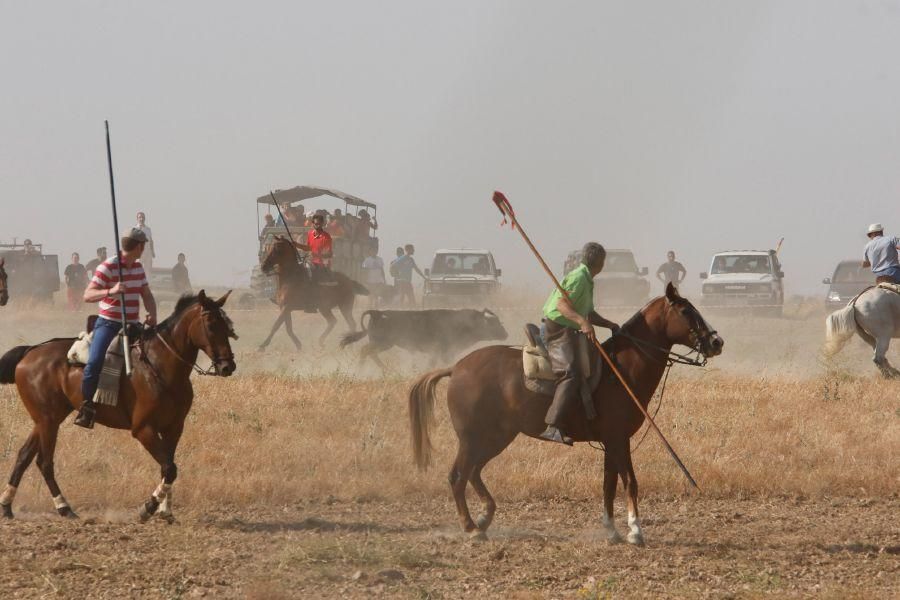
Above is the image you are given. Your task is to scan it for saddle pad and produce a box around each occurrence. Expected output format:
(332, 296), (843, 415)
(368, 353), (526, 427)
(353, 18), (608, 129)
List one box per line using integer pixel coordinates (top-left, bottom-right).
(877, 282), (900, 295)
(67, 332), (92, 366)
(523, 344), (555, 381)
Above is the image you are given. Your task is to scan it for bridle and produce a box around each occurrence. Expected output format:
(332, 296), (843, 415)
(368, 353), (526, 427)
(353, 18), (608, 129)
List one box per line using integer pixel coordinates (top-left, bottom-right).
(145, 305), (236, 377)
(612, 299), (714, 368)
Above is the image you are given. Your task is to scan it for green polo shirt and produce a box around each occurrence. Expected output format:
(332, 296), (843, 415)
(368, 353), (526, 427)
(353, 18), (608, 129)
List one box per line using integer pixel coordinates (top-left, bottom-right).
(542, 263), (594, 329)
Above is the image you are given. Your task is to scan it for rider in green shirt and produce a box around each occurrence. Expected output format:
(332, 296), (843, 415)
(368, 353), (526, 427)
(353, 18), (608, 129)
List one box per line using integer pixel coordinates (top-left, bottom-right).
(540, 242), (620, 445)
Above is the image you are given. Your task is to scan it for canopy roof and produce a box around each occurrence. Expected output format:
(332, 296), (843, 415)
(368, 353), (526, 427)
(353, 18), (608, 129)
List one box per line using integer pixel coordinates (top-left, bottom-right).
(256, 186), (375, 209)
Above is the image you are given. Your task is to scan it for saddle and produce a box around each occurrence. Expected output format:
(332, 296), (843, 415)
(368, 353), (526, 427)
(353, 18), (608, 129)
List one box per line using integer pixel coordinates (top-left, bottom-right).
(521, 323), (604, 419)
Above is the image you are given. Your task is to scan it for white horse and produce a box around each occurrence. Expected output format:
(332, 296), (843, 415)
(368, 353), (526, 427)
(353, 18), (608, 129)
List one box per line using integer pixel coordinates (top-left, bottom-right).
(824, 286), (900, 377)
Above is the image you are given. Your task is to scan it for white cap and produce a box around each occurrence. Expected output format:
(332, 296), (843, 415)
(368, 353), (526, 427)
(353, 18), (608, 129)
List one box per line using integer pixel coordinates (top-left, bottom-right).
(868, 223), (884, 234)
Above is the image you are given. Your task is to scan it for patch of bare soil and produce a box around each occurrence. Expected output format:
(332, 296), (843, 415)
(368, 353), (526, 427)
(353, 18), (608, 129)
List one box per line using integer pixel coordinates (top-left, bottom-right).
(1, 496), (896, 598)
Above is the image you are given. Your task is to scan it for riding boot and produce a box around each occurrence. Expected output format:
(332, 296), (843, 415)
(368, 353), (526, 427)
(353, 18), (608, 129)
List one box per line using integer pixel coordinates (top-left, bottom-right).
(74, 400), (96, 429)
(539, 425), (574, 446)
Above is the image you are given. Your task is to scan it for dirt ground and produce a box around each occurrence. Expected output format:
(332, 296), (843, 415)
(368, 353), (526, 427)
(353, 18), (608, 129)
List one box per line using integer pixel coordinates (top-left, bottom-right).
(0, 496), (896, 599)
(0, 297), (898, 598)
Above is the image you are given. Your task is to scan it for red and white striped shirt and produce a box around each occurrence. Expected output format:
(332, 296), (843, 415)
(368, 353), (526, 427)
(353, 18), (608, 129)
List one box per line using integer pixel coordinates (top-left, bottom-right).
(91, 255), (149, 323)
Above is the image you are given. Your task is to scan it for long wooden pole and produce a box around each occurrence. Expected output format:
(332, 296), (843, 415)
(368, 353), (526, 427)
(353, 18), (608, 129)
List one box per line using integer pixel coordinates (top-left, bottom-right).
(492, 191), (699, 489)
(104, 121), (132, 376)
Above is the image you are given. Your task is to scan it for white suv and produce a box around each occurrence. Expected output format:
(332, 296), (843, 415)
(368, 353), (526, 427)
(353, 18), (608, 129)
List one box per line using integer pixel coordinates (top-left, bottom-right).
(699, 250), (784, 316)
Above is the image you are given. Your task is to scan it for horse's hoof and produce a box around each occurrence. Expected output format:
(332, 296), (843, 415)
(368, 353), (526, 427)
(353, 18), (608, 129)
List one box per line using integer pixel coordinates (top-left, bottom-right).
(475, 515), (493, 530)
(467, 529), (488, 543)
(606, 532), (624, 545)
(58, 506), (78, 519)
(257, 345), (267, 353)
(626, 532), (645, 546)
(1, 504), (13, 519)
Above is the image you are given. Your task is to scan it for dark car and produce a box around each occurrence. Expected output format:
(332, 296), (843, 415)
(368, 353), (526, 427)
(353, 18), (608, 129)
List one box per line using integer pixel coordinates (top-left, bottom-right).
(823, 260), (875, 310)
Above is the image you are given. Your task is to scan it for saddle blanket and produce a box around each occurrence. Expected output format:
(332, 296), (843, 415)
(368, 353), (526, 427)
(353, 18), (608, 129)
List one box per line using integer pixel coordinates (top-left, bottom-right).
(66, 332), (125, 407)
(521, 336), (601, 420)
(877, 282), (900, 295)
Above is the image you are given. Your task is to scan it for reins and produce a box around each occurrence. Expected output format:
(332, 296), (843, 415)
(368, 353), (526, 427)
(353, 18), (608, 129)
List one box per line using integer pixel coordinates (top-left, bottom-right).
(140, 307), (234, 379)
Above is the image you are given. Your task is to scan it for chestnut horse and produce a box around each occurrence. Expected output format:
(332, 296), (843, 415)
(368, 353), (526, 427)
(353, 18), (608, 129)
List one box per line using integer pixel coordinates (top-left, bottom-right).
(408, 284), (723, 544)
(258, 236), (369, 350)
(0, 291), (237, 521)
(0, 258), (8, 306)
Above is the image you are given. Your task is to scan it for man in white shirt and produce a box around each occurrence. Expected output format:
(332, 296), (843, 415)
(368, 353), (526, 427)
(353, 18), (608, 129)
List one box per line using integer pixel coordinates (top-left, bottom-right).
(862, 223), (900, 284)
(135, 211), (155, 271)
(361, 246), (386, 307)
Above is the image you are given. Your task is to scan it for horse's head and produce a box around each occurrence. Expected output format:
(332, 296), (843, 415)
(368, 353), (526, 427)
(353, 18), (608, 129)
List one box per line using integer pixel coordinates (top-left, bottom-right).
(0, 258), (8, 307)
(190, 289), (238, 376)
(659, 283), (724, 358)
(260, 235), (295, 275)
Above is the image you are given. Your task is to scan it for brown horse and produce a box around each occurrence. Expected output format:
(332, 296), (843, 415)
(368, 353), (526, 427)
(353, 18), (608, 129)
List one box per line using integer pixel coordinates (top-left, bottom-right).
(408, 284), (723, 544)
(258, 235), (369, 350)
(0, 258), (8, 306)
(0, 290), (237, 521)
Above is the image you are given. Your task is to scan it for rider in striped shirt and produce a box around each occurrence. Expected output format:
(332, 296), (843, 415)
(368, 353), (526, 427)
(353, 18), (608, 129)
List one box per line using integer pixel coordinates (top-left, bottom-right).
(75, 228), (158, 429)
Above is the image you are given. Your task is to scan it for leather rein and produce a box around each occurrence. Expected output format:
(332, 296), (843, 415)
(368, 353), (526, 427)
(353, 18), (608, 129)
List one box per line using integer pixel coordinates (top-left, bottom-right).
(140, 308), (235, 378)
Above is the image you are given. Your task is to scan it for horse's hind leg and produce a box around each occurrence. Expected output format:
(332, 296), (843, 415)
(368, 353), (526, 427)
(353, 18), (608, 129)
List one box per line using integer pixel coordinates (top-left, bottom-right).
(872, 336), (899, 378)
(468, 464), (496, 532)
(318, 308), (338, 346)
(448, 445), (481, 539)
(35, 422), (76, 518)
(0, 427), (39, 518)
(339, 302), (356, 332)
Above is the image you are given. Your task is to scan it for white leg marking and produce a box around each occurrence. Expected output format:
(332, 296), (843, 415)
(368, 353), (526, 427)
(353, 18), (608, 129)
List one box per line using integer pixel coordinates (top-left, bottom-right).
(602, 513), (623, 543)
(626, 510), (644, 545)
(152, 481), (171, 502)
(0, 484), (17, 505)
(52, 494), (70, 510)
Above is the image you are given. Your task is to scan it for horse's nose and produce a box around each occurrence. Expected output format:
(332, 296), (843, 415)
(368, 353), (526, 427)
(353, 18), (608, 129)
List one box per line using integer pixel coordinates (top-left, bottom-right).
(711, 335), (724, 354)
(219, 361), (236, 377)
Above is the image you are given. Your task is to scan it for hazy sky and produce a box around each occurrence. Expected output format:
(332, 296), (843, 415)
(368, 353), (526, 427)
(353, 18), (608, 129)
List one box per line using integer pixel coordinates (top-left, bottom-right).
(3, 1), (900, 296)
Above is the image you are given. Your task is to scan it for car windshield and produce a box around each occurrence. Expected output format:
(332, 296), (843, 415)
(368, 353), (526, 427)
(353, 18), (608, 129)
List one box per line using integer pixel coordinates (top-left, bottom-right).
(833, 263), (874, 284)
(432, 254), (492, 275)
(711, 254), (771, 275)
(603, 252), (638, 273)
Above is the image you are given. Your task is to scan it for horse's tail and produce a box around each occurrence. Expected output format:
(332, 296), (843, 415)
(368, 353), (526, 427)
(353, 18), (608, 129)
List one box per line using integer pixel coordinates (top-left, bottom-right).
(824, 304), (859, 357)
(409, 367), (453, 471)
(339, 310), (374, 348)
(0, 346), (30, 384)
(352, 280), (369, 296)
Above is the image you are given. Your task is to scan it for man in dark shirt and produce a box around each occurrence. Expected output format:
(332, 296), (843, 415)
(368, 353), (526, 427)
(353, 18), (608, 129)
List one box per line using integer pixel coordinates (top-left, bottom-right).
(85, 247), (107, 278)
(64, 252), (88, 311)
(656, 251), (686, 291)
(172, 253), (192, 295)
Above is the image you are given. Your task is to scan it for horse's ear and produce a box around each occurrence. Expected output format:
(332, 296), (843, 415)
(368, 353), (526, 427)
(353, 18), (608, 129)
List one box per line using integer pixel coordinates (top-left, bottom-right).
(665, 282), (680, 303)
(197, 289), (208, 303)
(215, 290), (232, 307)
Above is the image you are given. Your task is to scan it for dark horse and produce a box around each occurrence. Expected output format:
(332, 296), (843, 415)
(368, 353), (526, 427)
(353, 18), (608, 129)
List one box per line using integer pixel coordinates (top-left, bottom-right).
(258, 235), (369, 350)
(0, 291), (237, 521)
(408, 284), (724, 544)
(0, 258), (8, 306)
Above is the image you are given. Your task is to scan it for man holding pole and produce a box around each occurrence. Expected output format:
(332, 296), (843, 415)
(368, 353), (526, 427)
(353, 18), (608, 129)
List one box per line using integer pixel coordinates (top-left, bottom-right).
(540, 242), (619, 445)
(75, 228), (157, 429)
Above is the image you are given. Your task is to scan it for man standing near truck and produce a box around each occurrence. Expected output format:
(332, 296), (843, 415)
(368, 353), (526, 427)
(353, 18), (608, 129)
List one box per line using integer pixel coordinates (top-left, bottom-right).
(656, 250), (686, 291)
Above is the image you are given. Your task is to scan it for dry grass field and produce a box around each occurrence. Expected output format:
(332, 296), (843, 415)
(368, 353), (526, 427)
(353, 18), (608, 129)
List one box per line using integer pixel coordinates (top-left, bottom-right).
(0, 295), (897, 598)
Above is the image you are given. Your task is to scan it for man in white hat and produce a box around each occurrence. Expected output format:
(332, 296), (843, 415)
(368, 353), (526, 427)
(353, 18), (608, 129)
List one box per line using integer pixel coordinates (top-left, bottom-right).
(862, 223), (900, 284)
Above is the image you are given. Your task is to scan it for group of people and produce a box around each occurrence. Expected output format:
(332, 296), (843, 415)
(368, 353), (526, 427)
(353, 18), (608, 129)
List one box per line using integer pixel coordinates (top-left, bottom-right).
(61, 211), (190, 311)
(262, 203), (378, 243)
(356, 244), (424, 307)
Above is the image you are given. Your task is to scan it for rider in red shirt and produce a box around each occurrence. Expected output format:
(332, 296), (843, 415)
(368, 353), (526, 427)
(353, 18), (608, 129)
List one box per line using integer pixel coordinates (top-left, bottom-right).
(293, 213), (333, 282)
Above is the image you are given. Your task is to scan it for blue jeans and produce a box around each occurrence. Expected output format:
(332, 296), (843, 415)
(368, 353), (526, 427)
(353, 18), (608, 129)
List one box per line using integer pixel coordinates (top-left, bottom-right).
(81, 317), (121, 404)
(875, 265), (900, 283)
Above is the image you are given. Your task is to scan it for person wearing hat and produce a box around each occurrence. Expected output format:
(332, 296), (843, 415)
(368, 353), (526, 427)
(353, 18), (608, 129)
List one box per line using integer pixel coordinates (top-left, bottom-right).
(75, 228), (158, 429)
(862, 223), (900, 284)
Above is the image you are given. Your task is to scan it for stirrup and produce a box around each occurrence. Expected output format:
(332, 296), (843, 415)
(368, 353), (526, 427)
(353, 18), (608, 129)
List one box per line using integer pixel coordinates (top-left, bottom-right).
(538, 426), (573, 446)
(74, 403), (95, 429)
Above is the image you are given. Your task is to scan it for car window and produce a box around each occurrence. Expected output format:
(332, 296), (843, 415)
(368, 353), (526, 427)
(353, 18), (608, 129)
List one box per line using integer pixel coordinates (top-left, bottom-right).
(833, 263), (874, 283)
(432, 254), (491, 275)
(603, 253), (638, 273)
(711, 255), (771, 275)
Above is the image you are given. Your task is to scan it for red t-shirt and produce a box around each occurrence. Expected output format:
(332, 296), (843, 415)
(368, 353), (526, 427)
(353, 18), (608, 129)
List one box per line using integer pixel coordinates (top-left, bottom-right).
(307, 229), (333, 265)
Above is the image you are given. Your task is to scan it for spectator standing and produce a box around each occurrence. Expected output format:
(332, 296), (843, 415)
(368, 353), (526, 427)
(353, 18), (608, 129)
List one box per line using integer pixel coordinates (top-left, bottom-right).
(392, 244), (425, 306)
(355, 209), (378, 241)
(85, 247), (107, 278)
(656, 250), (687, 290)
(172, 253), (192, 295)
(64, 252), (88, 311)
(361, 246), (386, 307)
(135, 211), (155, 271)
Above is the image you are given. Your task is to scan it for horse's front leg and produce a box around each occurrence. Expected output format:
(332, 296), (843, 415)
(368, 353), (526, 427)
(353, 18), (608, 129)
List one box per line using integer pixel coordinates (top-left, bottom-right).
(132, 424), (175, 523)
(621, 446), (644, 546)
(155, 421), (185, 524)
(602, 449), (623, 544)
(259, 309), (287, 351)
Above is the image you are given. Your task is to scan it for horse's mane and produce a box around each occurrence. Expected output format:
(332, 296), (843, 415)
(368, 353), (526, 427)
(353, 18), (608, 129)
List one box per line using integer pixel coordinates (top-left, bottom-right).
(154, 294), (202, 335)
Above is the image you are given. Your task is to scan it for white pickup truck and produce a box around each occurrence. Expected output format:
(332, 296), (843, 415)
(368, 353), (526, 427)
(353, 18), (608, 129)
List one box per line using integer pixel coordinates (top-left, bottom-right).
(699, 250), (784, 316)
